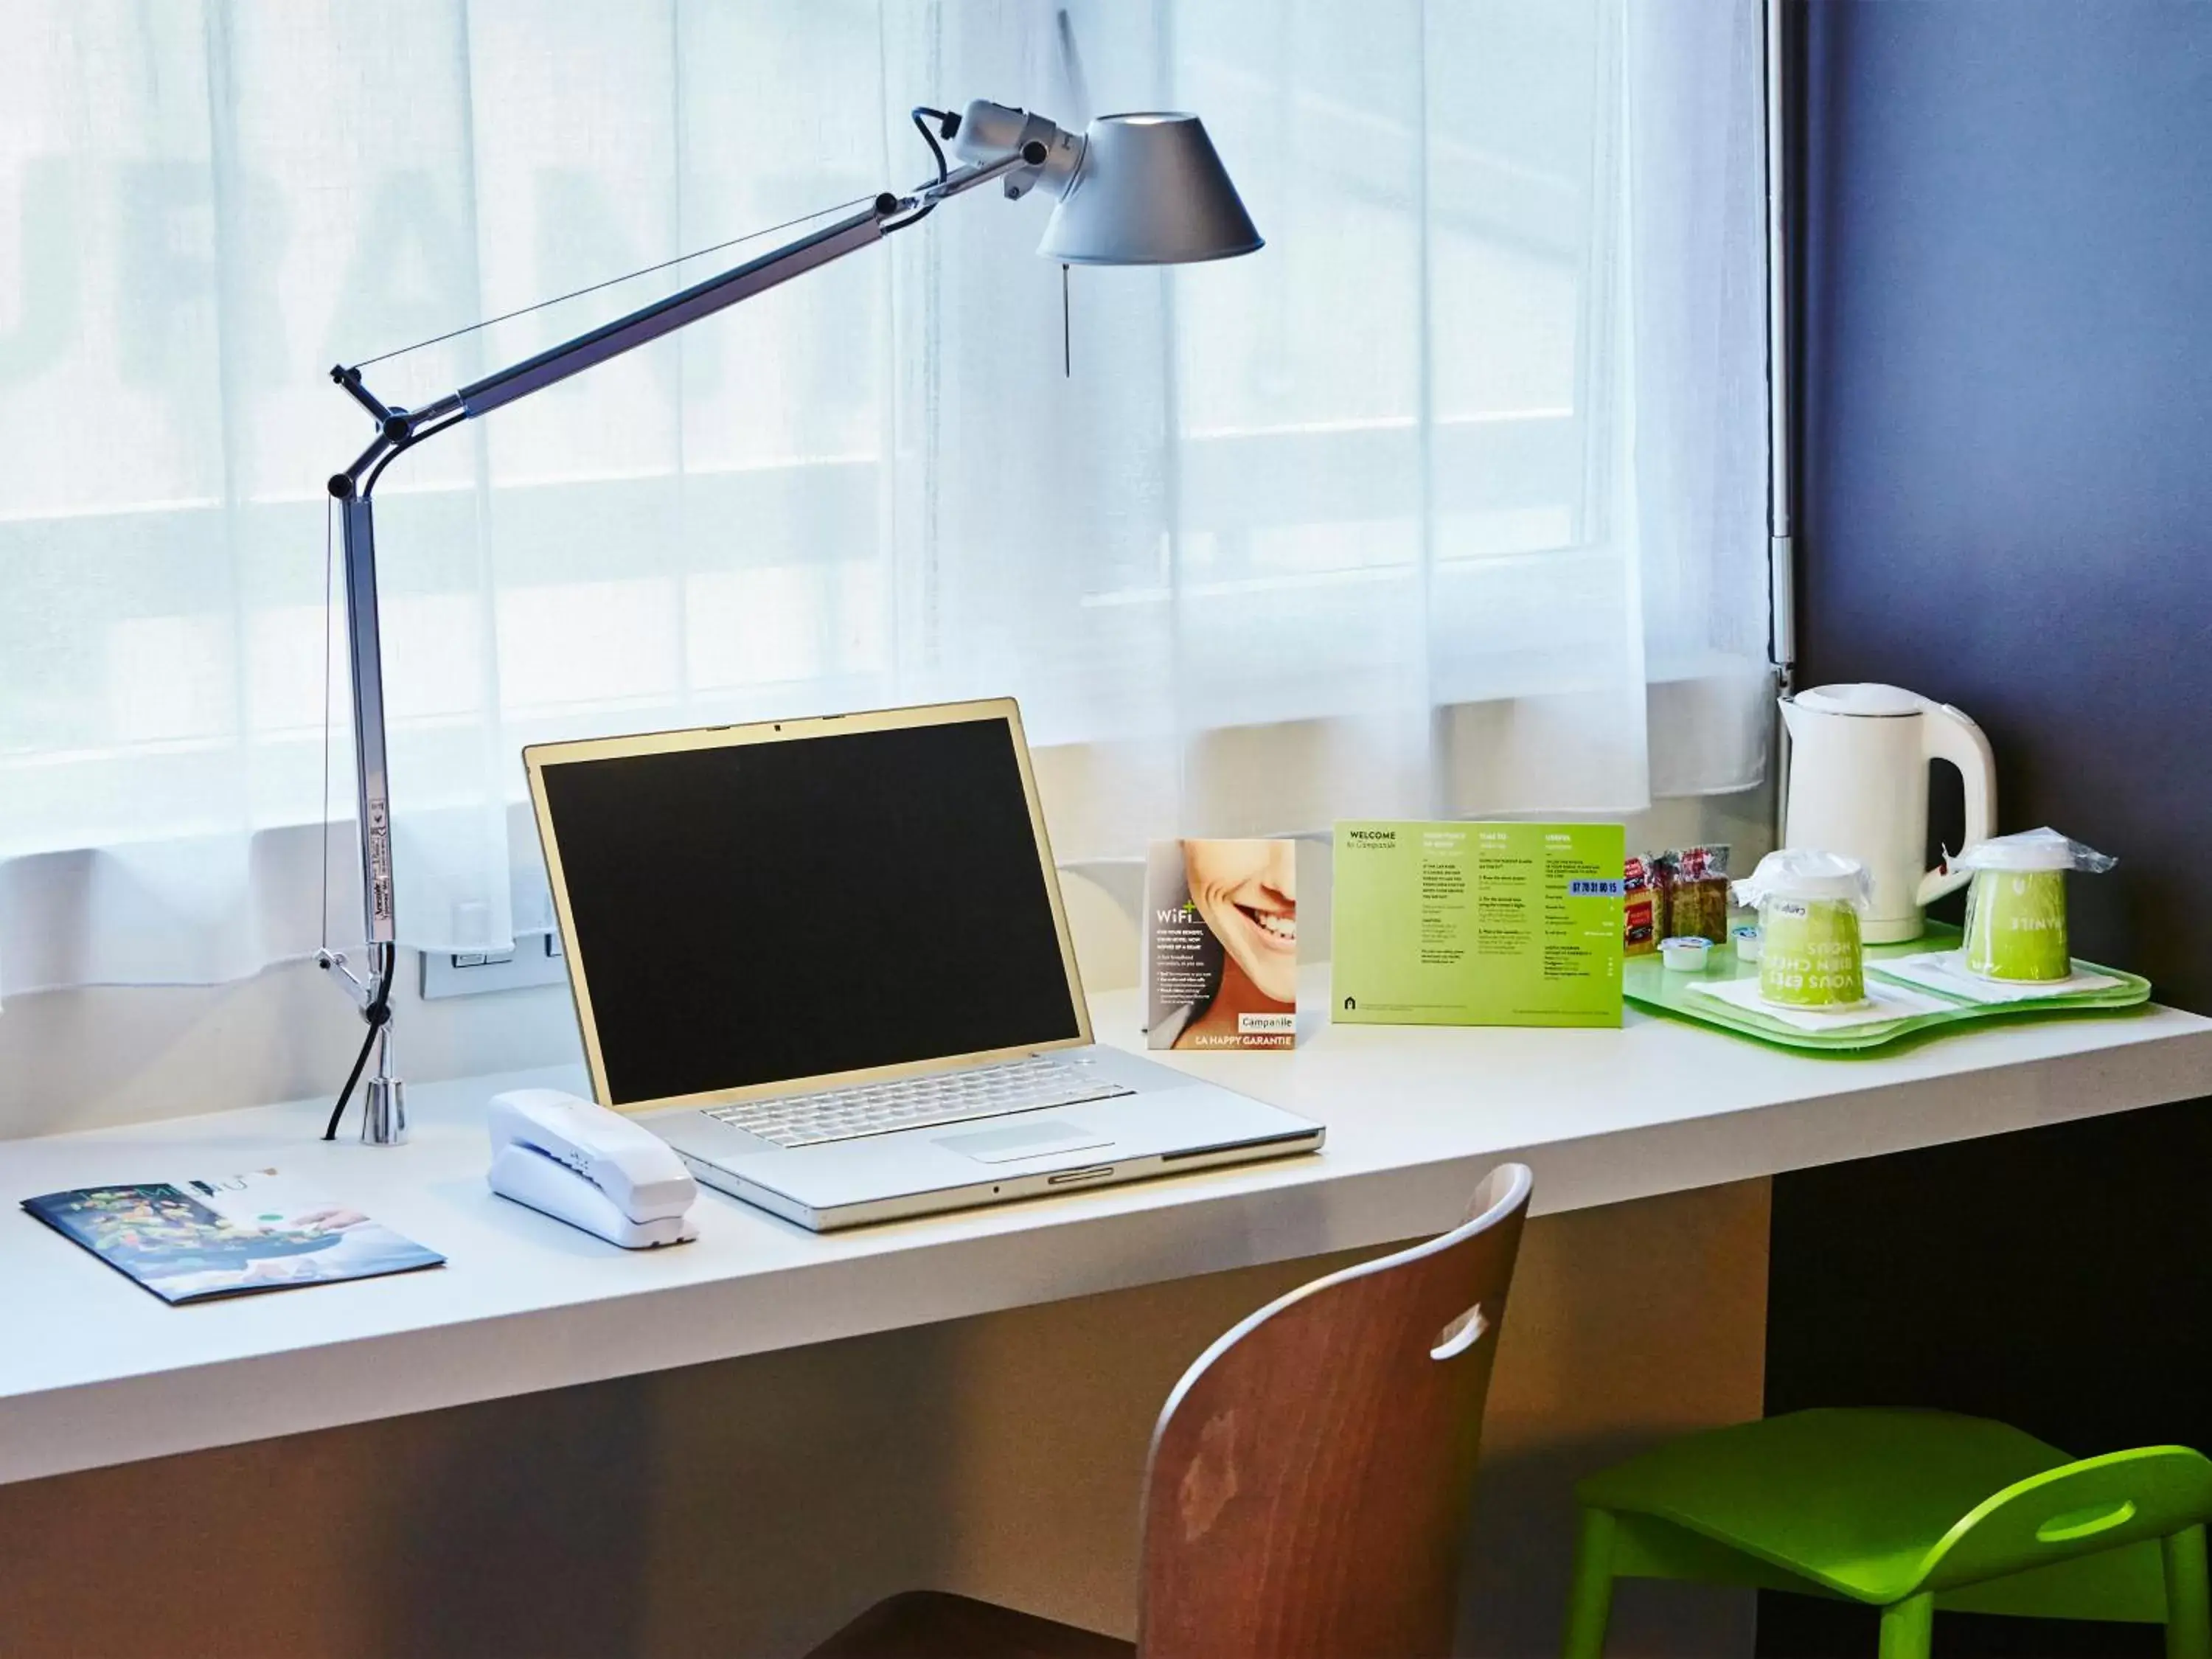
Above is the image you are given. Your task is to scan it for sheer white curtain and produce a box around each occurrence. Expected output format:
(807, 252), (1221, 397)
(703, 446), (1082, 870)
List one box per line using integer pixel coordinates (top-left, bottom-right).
(0, 0), (1770, 994)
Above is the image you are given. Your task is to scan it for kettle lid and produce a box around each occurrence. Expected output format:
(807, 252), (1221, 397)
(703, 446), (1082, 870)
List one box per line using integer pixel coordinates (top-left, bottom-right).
(1792, 682), (1928, 718)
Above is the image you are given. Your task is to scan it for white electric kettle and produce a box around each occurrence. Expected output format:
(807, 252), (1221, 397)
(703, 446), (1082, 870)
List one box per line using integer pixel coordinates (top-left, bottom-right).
(1779, 684), (1997, 942)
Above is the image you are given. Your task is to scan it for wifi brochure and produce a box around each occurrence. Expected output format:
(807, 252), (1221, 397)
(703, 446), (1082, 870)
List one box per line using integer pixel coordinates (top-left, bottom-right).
(1144, 838), (1300, 1051)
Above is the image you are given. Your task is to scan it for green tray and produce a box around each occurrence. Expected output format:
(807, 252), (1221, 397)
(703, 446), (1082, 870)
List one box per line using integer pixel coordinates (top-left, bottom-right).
(1624, 922), (2151, 1052)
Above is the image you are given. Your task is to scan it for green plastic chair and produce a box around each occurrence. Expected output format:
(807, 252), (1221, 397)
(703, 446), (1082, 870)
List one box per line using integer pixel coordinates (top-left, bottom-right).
(1562, 1408), (2212, 1659)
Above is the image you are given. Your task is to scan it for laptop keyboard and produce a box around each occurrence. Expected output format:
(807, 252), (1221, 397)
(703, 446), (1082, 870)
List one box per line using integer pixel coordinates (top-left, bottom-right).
(705, 1056), (1137, 1150)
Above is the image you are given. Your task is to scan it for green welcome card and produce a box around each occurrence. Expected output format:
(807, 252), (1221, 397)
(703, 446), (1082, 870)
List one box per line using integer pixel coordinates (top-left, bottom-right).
(1332, 821), (1626, 1028)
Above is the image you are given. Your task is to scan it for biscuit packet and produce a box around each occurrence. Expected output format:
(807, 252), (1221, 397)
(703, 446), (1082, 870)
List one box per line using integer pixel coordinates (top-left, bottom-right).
(1624, 854), (1660, 956)
(1665, 844), (1732, 944)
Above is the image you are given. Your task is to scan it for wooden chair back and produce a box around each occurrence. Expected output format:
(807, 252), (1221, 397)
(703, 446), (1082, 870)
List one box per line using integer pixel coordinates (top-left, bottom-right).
(1133, 1164), (1533, 1659)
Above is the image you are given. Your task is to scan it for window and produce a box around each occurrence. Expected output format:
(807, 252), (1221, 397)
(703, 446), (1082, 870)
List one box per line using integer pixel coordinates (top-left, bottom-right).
(0, 0), (1770, 990)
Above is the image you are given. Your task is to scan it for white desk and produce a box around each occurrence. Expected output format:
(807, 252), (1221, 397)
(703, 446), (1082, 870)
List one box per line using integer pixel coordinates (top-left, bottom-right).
(3, 970), (2208, 1488)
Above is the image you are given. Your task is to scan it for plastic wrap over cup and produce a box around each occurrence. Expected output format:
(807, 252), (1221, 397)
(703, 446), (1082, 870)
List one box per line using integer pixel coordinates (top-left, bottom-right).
(1951, 828), (2116, 982)
(1733, 850), (1875, 1010)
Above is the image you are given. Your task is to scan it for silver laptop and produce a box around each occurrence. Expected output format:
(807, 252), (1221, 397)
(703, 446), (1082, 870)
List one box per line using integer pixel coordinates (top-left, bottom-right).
(524, 698), (1323, 1231)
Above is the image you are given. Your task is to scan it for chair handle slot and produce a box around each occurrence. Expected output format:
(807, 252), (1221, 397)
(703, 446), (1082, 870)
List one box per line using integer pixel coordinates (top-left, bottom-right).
(1431, 1302), (1488, 1360)
(2035, 1499), (2138, 1544)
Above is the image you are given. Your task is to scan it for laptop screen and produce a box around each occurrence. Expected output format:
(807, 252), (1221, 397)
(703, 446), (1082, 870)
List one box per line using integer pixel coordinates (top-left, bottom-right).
(533, 710), (1086, 1106)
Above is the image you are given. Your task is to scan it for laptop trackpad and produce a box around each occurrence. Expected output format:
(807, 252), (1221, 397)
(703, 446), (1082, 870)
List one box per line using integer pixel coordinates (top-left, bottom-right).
(935, 1119), (1111, 1164)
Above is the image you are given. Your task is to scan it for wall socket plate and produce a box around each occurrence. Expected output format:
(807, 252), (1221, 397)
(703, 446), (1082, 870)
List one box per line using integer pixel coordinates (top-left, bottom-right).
(420, 931), (571, 1001)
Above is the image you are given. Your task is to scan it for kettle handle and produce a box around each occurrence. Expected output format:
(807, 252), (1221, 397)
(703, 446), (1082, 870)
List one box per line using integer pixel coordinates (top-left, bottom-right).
(1917, 703), (1997, 904)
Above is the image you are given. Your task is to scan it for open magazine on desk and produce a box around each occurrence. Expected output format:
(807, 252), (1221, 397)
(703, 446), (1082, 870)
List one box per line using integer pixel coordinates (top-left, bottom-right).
(22, 1169), (443, 1304)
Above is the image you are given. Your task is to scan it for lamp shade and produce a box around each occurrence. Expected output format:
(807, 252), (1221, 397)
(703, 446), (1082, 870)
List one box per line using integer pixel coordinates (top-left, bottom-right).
(1039, 113), (1263, 266)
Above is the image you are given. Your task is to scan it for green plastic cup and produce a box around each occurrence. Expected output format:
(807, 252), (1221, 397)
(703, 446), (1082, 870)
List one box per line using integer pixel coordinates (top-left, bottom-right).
(1758, 897), (1865, 1008)
(1964, 868), (2070, 981)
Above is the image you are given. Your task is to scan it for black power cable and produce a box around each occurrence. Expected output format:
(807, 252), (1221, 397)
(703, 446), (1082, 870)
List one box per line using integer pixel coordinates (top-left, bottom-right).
(316, 111), (966, 1141)
(322, 944), (395, 1141)
(911, 105), (959, 183)
(896, 105), (964, 232)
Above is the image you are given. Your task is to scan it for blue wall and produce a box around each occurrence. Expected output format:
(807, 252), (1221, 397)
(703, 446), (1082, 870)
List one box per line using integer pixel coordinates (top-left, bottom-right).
(1798, 0), (2212, 1009)
(1767, 7), (2212, 1655)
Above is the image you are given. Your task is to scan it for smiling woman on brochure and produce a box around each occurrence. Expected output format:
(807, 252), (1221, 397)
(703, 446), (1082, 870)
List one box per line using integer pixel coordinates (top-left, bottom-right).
(1150, 838), (1298, 1050)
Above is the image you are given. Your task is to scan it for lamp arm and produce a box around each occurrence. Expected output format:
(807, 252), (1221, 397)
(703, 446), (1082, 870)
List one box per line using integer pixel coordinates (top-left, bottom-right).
(327, 142), (1037, 491)
(317, 146), (1037, 1143)
(913, 147), (1049, 206)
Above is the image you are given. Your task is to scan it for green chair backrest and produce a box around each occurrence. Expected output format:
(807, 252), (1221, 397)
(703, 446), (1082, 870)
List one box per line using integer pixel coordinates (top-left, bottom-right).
(1916, 1446), (2212, 1597)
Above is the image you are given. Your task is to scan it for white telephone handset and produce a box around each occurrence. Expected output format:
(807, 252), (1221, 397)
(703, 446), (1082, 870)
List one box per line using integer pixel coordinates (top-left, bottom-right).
(487, 1088), (699, 1249)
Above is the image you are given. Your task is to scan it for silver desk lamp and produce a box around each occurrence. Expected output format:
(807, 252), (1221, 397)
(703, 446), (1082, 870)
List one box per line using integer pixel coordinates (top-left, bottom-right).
(321, 102), (1262, 1143)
